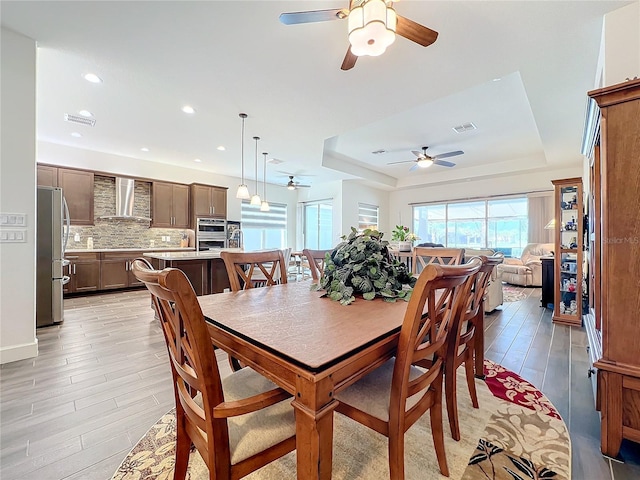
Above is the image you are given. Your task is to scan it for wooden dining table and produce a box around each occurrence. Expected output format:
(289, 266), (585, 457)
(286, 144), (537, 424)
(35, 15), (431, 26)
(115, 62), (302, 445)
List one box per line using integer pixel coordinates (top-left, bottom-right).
(198, 281), (409, 480)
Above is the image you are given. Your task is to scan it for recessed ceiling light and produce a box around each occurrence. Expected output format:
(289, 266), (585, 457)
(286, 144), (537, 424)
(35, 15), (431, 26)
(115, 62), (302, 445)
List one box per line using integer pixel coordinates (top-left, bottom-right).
(71, 132), (83, 138)
(140, 147), (149, 152)
(216, 145), (226, 151)
(493, 78), (501, 82)
(181, 105), (196, 114)
(194, 158), (202, 163)
(78, 110), (93, 117)
(83, 73), (102, 83)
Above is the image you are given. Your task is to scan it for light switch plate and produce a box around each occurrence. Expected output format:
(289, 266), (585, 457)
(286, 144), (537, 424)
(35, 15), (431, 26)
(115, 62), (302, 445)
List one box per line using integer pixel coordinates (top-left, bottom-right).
(0, 213), (27, 227)
(0, 229), (27, 242)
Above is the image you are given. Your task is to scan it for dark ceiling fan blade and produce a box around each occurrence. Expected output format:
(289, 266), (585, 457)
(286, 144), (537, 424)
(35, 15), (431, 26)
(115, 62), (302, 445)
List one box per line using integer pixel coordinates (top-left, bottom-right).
(387, 160), (416, 165)
(433, 159), (456, 168)
(341, 46), (358, 71)
(279, 9), (347, 25)
(396, 15), (439, 47)
(433, 150), (464, 160)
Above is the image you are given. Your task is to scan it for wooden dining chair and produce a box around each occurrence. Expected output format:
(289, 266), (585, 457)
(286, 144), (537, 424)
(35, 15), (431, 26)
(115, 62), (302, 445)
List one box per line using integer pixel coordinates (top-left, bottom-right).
(442, 254), (504, 441)
(130, 260), (296, 480)
(335, 258), (481, 479)
(302, 248), (330, 281)
(220, 249), (288, 291)
(412, 247), (464, 275)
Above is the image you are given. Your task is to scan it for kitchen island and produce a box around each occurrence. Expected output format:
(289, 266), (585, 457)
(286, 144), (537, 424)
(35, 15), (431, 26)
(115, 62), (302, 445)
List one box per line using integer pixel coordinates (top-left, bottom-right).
(143, 248), (242, 295)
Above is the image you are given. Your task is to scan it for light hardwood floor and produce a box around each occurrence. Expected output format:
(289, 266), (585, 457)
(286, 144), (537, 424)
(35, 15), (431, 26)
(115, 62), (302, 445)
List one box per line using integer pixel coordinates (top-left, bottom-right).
(1, 285), (638, 479)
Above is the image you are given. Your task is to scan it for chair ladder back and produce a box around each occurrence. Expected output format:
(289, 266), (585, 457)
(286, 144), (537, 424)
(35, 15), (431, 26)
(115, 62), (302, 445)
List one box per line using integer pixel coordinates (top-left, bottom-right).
(390, 260), (481, 425)
(221, 250), (288, 291)
(302, 248), (331, 281)
(412, 247), (464, 274)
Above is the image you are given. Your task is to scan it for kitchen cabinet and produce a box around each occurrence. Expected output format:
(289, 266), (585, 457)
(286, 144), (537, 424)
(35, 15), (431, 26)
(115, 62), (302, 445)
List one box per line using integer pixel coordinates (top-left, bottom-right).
(190, 183), (227, 221)
(100, 251), (146, 290)
(152, 181), (190, 228)
(154, 258), (210, 295)
(37, 165), (58, 187)
(37, 165), (94, 225)
(64, 252), (101, 294)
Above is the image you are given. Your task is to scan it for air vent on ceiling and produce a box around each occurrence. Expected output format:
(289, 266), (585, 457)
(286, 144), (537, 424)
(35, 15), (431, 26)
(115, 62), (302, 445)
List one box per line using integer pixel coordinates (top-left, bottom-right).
(452, 122), (476, 133)
(372, 149), (387, 155)
(64, 113), (96, 127)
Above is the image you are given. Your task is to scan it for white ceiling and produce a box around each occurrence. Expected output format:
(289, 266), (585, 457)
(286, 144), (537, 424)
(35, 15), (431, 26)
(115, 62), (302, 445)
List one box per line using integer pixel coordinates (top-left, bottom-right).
(1, 1), (630, 190)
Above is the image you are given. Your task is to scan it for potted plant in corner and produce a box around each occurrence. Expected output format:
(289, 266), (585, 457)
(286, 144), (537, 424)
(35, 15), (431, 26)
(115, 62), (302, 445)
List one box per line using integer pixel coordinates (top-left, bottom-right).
(390, 225), (420, 251)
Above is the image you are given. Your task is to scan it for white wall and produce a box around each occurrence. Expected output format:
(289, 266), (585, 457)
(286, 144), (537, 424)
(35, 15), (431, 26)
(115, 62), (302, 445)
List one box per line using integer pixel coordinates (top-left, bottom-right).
(37, 142), (299, 247)
(388, 165), (582, 235)
(0, 28), (38, 364)
(340, 180), (390, 237)
(602, 2), (640, 86)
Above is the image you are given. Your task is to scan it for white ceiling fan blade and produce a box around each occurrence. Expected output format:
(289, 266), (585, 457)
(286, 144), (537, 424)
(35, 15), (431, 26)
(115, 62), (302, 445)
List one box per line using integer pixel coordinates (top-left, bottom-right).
(433, 159), (456, 167)
(409, 163), (419, 172)
(433, 150), (464, 160)
(279, 9), (346, 25)
(411, 150), (423, 158)
(387, 160), (416, 165)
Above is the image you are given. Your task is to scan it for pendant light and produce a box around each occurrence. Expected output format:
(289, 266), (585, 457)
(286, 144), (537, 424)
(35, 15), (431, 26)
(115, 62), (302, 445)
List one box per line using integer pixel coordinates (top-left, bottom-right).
(250, 136), (262, 206)
(235, 113), (250, 199)
(260, 152), (270, 212)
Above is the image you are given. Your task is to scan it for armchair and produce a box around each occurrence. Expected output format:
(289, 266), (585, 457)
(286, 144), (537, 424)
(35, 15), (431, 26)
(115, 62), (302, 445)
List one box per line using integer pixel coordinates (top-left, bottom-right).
(496, 243), (554, 287)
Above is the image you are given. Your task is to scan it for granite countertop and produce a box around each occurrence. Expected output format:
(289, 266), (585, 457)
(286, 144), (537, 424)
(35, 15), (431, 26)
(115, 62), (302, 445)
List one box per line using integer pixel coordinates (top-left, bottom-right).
(66, 247), (196, 253)
(143, 248), (243, 260)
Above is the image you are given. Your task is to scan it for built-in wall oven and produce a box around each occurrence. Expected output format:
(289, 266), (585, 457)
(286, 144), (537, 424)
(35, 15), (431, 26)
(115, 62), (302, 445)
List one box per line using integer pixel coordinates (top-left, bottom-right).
(196, 218), (227, 250)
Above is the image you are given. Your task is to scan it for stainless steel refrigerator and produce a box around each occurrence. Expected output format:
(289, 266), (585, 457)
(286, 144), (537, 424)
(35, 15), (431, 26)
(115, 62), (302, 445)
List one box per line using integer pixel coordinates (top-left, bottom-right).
(36, 187), (70, 327)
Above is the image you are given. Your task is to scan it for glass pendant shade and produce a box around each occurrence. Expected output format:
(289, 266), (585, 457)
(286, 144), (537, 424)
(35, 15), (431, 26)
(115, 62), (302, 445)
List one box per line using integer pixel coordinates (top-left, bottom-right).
(236, 113), (250, 199)
(260, 200), (270, 212)
(250, 194), (262, 206)
(348, 0), (396, 57)
(236, 184), (250, 199)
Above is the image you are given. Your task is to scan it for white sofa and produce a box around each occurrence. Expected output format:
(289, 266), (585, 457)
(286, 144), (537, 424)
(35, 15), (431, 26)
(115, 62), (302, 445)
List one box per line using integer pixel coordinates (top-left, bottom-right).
(463, 248), (504, 313)
(496, 243), (554, 287)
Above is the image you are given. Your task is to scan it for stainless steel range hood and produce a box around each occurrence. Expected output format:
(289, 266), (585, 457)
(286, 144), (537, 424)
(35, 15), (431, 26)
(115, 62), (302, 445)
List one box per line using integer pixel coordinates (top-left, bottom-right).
(99, 177), (152, 221)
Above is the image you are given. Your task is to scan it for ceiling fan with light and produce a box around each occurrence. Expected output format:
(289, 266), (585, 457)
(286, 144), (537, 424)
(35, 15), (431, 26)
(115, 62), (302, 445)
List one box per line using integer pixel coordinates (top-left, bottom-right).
(283, 176), (311, 190)
(387, 146), (463, 172)
(279, 0), (438, 70)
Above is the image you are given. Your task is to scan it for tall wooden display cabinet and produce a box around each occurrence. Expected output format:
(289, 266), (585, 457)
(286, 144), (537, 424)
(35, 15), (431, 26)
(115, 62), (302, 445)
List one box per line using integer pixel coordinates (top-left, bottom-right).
(586, 78), (640, 458)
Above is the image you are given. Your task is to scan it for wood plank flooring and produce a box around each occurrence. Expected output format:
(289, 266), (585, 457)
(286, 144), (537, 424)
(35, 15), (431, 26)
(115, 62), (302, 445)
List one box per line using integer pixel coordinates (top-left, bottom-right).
(1, 285), (638, 479)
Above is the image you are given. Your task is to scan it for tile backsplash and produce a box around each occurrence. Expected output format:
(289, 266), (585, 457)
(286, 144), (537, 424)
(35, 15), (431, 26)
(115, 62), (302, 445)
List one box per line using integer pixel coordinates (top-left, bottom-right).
(68, 175), (193, 249)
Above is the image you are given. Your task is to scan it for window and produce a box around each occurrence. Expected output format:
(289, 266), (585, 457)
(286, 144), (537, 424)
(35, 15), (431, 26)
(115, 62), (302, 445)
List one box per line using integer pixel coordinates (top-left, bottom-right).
(413, 196), (528, 256)
(304, 200), (333, 249)
(241, 201), (287, 251)
(358, 203), (379, 232)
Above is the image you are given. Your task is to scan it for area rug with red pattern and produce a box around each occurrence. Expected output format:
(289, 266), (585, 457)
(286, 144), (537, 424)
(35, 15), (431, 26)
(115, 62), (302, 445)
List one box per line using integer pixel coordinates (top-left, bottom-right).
(112, 360), (570, 480)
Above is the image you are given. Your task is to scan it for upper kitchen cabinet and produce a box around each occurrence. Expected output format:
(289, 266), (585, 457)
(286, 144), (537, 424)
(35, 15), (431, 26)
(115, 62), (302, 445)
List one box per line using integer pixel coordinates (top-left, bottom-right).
(190, 183), (227, 221)
(37, 164), (58, 187)
(57, 168), (94, 225)
(152, 181), (190, 228)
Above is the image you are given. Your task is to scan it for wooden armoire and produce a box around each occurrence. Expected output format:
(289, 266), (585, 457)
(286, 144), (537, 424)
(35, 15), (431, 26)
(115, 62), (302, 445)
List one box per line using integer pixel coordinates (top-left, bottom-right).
(585, 78), (640, 458)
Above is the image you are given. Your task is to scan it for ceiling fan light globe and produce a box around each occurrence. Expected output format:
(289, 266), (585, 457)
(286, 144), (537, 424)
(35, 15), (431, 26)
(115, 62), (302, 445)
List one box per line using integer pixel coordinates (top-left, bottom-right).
(250, 194), (262, 206)
(287, 184), (296, 190)
(417, 158), (434, 168)
(348, 0), (396, 57)
(236, 184), (250, 199)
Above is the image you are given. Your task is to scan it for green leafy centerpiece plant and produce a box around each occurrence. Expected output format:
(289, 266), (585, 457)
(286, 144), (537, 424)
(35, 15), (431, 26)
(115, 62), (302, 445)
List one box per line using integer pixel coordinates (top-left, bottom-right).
(313, 227), (417, 305)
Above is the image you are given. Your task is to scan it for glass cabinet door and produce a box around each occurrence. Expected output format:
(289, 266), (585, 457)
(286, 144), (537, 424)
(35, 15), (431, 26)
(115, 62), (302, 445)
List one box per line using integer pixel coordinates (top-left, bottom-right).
(551, 178), (583, 326)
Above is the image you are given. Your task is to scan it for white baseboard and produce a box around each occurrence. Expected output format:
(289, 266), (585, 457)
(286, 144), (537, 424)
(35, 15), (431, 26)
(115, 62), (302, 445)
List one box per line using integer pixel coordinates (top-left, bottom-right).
(0, 339), (38, 364)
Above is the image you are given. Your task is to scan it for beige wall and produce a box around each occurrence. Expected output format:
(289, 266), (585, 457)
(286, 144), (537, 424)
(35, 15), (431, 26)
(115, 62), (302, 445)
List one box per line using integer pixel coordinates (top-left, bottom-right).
(0, 28), (38, 363)
(601, 2), (640, 86)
